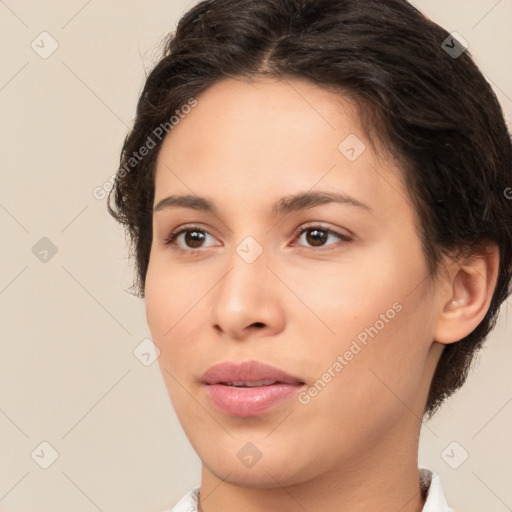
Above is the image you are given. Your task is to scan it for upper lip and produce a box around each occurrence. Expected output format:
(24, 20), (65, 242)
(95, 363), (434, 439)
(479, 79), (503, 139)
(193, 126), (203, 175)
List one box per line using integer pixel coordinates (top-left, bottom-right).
(202, 360), (305, 385)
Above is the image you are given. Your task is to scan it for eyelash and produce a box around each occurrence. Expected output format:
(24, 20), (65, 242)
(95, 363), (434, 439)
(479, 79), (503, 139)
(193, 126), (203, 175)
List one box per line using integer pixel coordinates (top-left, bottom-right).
(162, 223), (353, 253)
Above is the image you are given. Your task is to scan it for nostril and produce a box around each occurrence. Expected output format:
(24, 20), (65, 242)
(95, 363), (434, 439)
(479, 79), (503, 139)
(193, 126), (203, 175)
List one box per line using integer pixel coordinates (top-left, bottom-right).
(252, 322), (265, 328)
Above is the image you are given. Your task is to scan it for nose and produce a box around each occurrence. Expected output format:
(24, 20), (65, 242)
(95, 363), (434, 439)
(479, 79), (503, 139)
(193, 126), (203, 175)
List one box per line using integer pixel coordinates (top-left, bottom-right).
(210, 241), (285, 341)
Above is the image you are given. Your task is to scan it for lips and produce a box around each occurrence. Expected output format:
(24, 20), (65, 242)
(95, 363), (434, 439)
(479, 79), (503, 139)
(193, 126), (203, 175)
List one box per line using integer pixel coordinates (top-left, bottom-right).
(201, 360), (305, 386)
(201, 360), (306, 417)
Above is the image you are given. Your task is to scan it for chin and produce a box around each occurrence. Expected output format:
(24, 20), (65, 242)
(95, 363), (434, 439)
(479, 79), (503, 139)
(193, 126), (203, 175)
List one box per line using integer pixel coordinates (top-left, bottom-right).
(206, 463), (302, 489)
(200, 444), (319, 490)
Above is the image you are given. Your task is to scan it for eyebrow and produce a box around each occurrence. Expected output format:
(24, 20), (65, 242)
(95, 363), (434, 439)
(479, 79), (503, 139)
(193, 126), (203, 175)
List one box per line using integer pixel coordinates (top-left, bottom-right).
(153, 191), (373, 216)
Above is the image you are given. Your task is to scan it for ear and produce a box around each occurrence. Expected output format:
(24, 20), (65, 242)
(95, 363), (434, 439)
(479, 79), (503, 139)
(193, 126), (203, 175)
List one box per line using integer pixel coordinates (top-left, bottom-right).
(433, 243), (500, 344)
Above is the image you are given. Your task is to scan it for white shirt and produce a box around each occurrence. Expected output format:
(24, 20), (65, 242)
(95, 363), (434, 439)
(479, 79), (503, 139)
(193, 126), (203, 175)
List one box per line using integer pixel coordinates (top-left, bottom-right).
(167, 468), (453, 511)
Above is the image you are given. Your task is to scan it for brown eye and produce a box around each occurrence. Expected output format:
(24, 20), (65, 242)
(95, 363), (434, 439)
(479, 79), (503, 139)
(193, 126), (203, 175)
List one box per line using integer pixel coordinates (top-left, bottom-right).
(182, 230), (206, 248)
(295, 225), (352, 249)
(164, 227), (219, 250)
(304, 228), (329, 247)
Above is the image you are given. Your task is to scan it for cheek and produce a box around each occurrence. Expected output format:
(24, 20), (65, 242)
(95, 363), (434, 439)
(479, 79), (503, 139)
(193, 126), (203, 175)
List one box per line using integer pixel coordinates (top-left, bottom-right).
(284, 244), (432, 402)
(280, 255), (399, 348)
(145, 259), (192, 366)
(145, 254), (204, 337)
(145, 267), (198, 411)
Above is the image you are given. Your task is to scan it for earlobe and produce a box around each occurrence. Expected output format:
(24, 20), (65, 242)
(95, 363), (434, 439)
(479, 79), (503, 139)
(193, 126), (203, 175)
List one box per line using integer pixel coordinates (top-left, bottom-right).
(433, 244), (500, 345)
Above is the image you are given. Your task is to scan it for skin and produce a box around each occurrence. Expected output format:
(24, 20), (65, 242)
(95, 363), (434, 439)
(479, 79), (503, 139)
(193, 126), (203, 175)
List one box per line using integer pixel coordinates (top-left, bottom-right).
(145, 76), (499, 512)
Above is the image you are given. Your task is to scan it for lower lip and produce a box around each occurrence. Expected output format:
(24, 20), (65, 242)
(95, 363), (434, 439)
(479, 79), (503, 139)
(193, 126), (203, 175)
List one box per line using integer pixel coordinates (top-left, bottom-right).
(204, 383), (304, 417)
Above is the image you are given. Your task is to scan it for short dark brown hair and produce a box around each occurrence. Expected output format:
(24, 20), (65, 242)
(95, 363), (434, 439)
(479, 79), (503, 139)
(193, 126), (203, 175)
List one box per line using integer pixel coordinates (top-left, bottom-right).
(108, 0), (512, 417)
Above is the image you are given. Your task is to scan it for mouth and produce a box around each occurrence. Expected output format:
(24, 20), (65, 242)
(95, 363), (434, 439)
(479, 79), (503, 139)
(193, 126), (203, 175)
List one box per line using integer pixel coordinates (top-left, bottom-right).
(201, 360), (305, 417)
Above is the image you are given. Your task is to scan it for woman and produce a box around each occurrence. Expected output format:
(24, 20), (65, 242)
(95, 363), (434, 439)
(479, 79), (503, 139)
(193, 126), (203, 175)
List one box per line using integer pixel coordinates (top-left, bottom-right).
(108, 0), (512, 510)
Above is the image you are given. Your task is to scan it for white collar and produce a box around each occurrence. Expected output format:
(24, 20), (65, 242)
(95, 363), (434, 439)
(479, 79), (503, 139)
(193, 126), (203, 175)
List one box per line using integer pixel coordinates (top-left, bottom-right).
(420, 468), (454, 511)
(168, 468), (453, 512)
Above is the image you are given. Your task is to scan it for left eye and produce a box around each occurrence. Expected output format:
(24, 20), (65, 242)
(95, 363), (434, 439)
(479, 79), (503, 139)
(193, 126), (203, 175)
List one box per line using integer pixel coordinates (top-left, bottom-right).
(294, 226), (352, 248)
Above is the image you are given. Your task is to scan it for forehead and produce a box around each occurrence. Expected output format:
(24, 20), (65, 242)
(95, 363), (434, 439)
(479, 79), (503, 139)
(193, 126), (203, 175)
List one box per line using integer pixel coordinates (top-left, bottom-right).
(158, 76), (367, 163)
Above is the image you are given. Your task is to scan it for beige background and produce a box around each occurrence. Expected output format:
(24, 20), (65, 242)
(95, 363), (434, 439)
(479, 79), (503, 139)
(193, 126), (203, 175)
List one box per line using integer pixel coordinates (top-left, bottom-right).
(1, 1), (511, 511)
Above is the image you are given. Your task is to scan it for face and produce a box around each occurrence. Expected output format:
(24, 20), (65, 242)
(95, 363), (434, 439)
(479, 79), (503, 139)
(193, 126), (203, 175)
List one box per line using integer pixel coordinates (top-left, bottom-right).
(145, 76), (444, 488)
